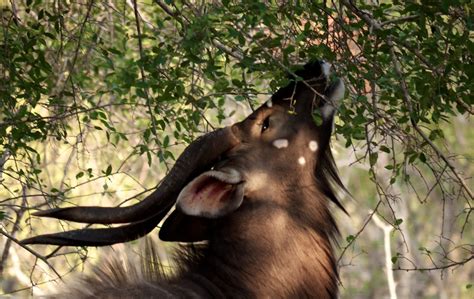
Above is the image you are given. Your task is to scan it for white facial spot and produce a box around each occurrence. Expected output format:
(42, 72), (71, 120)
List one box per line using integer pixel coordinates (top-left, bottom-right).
(273, 139), (288, 149)
(309, 140), (318, 152)
(298, 156), (306, 165)
(321, 61), (331, 78)
(266, 99), (273, 107)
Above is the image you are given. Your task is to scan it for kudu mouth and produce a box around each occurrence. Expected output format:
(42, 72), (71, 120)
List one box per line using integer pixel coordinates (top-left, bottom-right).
(177, 168), (245, 218)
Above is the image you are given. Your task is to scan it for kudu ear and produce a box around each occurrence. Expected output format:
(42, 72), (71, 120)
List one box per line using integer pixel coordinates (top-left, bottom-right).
(159, 210), (212, 242)
(176, 169), (245, 219)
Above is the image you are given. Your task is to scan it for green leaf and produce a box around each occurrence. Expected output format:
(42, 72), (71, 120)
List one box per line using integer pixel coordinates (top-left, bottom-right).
(144, 128), (151, 142)
(136, 88), (147, 99)
(395, 218), (403, 226)
(163, 135), (170, 147)
(369, 152), (378, 167)
(147, 151), (152, 166)
(419, 153), (427, 163)
(379, 145), (391, 153)
(391, 256), (398, 264)
(105, 165), (112, 176)
(76, 172), (84, 179)
(312, 110), (323, 126)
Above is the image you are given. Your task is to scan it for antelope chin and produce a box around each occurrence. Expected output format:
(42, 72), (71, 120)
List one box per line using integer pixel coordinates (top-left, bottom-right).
(177, 168), (245, 218)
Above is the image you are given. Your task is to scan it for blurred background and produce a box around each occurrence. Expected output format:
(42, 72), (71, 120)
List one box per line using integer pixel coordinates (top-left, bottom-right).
(0, 1), (472, 298)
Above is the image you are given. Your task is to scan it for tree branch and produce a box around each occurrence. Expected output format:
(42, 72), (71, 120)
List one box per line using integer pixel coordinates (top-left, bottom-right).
(372, 212), (398, 299)
(0, 184), (27, 276)
(340, 0), (473, 200)
(394, 255), (474, 271)
(380, 15), (419, 27)
(386, 37), (473, 200)
(154, 0), (243, 60)
(338, 200), (383, 264)
(0, 228), (62, 279)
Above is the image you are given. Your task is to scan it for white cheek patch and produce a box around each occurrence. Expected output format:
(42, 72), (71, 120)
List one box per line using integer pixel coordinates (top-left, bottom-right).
(266, 99), (273, 107)
(245, 171), (269, 193)
(273, 139), (288, 149)
(309, 140), (318, 152)
(298, 156), (306, 165)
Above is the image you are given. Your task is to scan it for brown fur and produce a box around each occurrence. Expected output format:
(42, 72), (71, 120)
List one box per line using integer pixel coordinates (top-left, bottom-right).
(63, 143), (343, 298)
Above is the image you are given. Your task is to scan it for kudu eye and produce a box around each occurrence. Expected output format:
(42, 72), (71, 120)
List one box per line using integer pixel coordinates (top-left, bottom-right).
(261, 116), (270, 133)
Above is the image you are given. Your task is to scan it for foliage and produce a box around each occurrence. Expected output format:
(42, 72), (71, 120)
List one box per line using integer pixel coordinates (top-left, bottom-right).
(0, 1), (472, 298)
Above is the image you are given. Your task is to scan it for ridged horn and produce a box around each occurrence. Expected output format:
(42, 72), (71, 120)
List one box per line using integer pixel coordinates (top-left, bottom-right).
(31, 127), (239, 224)
(20, 211), (165, 246)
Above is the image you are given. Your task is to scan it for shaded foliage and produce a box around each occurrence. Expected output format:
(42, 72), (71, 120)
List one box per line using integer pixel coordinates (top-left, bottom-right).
(0, 1), (472, 298)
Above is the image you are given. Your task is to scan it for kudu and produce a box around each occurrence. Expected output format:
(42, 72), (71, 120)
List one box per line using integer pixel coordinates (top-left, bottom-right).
(22, 60), (347, 298)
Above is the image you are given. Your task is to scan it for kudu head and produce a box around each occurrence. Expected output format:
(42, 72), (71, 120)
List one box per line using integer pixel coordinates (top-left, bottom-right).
(21, 60), (345, 246)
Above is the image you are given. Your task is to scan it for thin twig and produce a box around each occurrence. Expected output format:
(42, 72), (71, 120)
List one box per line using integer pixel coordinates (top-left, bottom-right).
(0, 150), (10, 181)
(60, 0), (94, 96)
(380, 15), (419, 27)
(338, 199), (383, 264)
(0, 185), (27, 275)
(132, 0), (169, 171)
(0, 229), (62, 279)
(394, 255), (473, 271)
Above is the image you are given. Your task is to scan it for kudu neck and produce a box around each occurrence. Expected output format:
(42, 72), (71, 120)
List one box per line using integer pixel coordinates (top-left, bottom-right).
(200, 186), (339, 298)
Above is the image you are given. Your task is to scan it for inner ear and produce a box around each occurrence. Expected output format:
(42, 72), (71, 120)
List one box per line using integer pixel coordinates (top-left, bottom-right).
(176, 169), (245, 218)
(159, 210), (212, 242)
